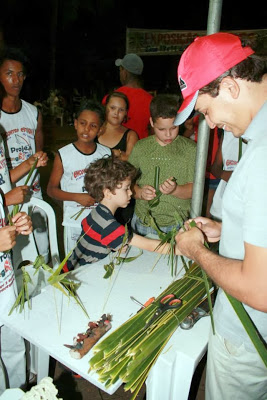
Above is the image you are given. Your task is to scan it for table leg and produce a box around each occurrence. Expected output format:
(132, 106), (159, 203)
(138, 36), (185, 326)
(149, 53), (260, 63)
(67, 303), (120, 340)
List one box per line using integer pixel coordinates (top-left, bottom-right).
(146, 350), (203, 400)
(36, 348), (50, 383)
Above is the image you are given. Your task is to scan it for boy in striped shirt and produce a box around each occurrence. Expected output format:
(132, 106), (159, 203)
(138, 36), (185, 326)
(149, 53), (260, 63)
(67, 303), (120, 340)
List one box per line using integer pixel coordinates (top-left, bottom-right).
(64, 156), (180, 271)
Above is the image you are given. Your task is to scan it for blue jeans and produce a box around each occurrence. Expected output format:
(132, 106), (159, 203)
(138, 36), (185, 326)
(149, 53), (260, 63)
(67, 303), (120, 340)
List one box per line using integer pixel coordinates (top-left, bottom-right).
(131, 213), (180, 237)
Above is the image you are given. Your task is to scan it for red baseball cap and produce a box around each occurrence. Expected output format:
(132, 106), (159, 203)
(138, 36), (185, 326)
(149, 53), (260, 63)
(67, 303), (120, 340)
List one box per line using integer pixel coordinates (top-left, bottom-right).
(174, 32), (254, 125)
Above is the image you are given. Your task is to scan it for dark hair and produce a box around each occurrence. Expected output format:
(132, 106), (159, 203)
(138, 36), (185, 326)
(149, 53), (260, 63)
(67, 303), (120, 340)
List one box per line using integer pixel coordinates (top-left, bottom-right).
(199, 54), (267, 98)
(75, 99), (105, 125)
(150, 94), (180, 122)
(105, 91), (130, 110)
(0, 47), (30, 75)
(84, 156), (139, 202)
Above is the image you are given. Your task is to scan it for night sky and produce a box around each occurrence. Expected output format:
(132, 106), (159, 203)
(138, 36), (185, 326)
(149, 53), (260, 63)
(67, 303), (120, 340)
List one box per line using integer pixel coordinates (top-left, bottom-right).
(1, 0), (266, 103)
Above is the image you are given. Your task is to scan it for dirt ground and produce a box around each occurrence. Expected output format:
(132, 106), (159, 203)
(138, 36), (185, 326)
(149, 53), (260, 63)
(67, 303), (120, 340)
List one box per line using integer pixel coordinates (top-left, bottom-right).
(36, 117), (206, 400)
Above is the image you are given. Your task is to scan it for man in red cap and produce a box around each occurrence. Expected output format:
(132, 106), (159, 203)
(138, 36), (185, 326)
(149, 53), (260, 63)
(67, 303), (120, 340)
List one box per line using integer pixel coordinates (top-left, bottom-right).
(175, 33), (267, 399)
(103, 54), (153, 139)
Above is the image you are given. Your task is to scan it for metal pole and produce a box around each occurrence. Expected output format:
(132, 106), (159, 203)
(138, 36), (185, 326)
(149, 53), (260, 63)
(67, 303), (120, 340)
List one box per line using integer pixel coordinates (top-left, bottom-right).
(190, 0), (223, 218)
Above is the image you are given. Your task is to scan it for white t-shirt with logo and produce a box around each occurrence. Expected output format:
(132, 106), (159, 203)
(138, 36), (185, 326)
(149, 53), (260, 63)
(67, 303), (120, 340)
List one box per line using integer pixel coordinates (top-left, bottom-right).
(59, 142), (111, 228)
(0, 99), (42, 199)
(210, 131), (247, 220)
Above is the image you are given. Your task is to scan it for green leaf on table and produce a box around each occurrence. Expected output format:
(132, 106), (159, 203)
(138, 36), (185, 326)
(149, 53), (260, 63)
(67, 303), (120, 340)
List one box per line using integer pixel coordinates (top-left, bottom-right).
(103, 263), (114, 279)
(9, 267), (33, 315)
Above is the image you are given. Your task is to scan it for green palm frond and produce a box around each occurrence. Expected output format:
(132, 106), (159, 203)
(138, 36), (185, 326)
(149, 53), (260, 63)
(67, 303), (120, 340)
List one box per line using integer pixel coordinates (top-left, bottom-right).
(103, 224), (142, 279)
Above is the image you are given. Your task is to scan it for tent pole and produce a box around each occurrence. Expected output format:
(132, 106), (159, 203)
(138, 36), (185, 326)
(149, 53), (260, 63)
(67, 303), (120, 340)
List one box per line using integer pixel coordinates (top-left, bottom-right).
(190, 0), (223, 218)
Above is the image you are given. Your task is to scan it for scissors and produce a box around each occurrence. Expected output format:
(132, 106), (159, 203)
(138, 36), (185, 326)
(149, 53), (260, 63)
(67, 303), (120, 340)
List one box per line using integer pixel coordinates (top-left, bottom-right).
(144, 294), (182, 329)
(130, 296), (155, 312)
(180, 307), (209, 330)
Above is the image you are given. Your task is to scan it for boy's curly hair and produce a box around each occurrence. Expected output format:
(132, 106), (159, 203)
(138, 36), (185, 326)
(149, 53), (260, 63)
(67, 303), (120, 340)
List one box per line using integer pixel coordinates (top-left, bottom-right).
(84, 156), (139, 202)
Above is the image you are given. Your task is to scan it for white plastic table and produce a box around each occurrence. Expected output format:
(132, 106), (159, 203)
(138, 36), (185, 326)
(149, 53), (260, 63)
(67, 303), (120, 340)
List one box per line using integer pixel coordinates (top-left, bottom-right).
(0, 389), (24, 400)
(1, 248), (210, 400)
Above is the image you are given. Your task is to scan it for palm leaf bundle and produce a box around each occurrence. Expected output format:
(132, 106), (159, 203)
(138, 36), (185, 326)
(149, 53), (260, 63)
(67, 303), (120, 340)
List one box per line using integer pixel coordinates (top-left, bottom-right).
(9, 254), (89, 318)
(89, 262), (212, 399)
(8, 267), (33, 315)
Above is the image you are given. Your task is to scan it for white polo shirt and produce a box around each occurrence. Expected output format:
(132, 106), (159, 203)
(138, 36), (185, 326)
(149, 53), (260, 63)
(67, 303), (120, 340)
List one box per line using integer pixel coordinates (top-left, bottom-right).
(214, 101), (267, 350)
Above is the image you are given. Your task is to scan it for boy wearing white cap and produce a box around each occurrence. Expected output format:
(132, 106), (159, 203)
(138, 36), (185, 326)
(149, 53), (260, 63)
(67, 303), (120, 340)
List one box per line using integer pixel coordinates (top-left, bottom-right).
(102, 53), (153, 139)
(175, 33), (267, 399)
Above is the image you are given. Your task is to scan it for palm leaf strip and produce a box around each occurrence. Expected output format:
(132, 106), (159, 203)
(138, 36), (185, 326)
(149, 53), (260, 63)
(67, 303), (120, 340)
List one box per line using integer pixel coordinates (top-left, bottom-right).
(89, 262), (211, 397)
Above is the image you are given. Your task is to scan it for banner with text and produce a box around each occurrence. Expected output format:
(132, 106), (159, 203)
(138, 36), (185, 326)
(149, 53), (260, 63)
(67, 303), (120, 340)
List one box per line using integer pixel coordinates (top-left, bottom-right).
(126, 29), (267, 56)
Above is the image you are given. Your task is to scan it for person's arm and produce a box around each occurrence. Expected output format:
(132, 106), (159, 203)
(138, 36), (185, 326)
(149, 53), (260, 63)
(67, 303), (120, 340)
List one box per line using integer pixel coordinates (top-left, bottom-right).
(0, 225), (17, 251)
(114, 130), (139, 161)
(130, 233), (181, 255)
(4, 186), (29, 206)
(35, 111), (44, 151)
(175, 218), (267, 312)
(132, 183), (156, 201)
(0, 211), (33, 251)
(47, 153), (95, 206)
(210, 133), (233, 182)
(159, 178), (193, 200)
(9, 151), (48, 183)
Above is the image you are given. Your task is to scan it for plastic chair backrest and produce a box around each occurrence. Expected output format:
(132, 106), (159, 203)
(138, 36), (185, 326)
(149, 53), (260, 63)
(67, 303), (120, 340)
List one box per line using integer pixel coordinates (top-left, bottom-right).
(20, 197), (60, 270)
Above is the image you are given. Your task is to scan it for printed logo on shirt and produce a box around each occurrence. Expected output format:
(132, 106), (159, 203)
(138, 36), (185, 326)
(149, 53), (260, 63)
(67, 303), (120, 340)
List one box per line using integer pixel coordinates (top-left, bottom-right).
(4, 128), (19, 138)
(226, 160), (238, 167)
(21, 127), (34, 135)
(0, 257), (12, 278)
(73, 169), (86, 180)
(10, 146), (31, 154)
(4, 258), (12, 273)
(5, 127), (34, 138)
(0, 174), (5, 186)
(151, 156), (173, 162)
(0, 272), (15, 293)
(0, 159), (6, 169)
(32, 180), (41, 192)
(0, 217), (5, 228)
(0, 252), (11, 264)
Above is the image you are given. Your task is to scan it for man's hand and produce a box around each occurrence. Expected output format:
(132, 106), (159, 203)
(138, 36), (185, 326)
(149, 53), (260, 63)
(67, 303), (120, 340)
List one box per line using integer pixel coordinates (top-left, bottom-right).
(4, 186), (29, 206)
(175, 217), (221, 260)
(193, 217), (222, 243)
(175, 225), (205, 260)
(12, 212), (33, 235)
(0, 226), (17, 251)
(160, 177), (177, 195)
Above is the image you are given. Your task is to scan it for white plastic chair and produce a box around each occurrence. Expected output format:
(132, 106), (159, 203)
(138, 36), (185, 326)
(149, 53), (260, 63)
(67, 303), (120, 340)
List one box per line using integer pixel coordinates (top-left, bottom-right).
(14, 197), (61, 296)
(13, 198), (61, 379)
(19, 197), (60, 269)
